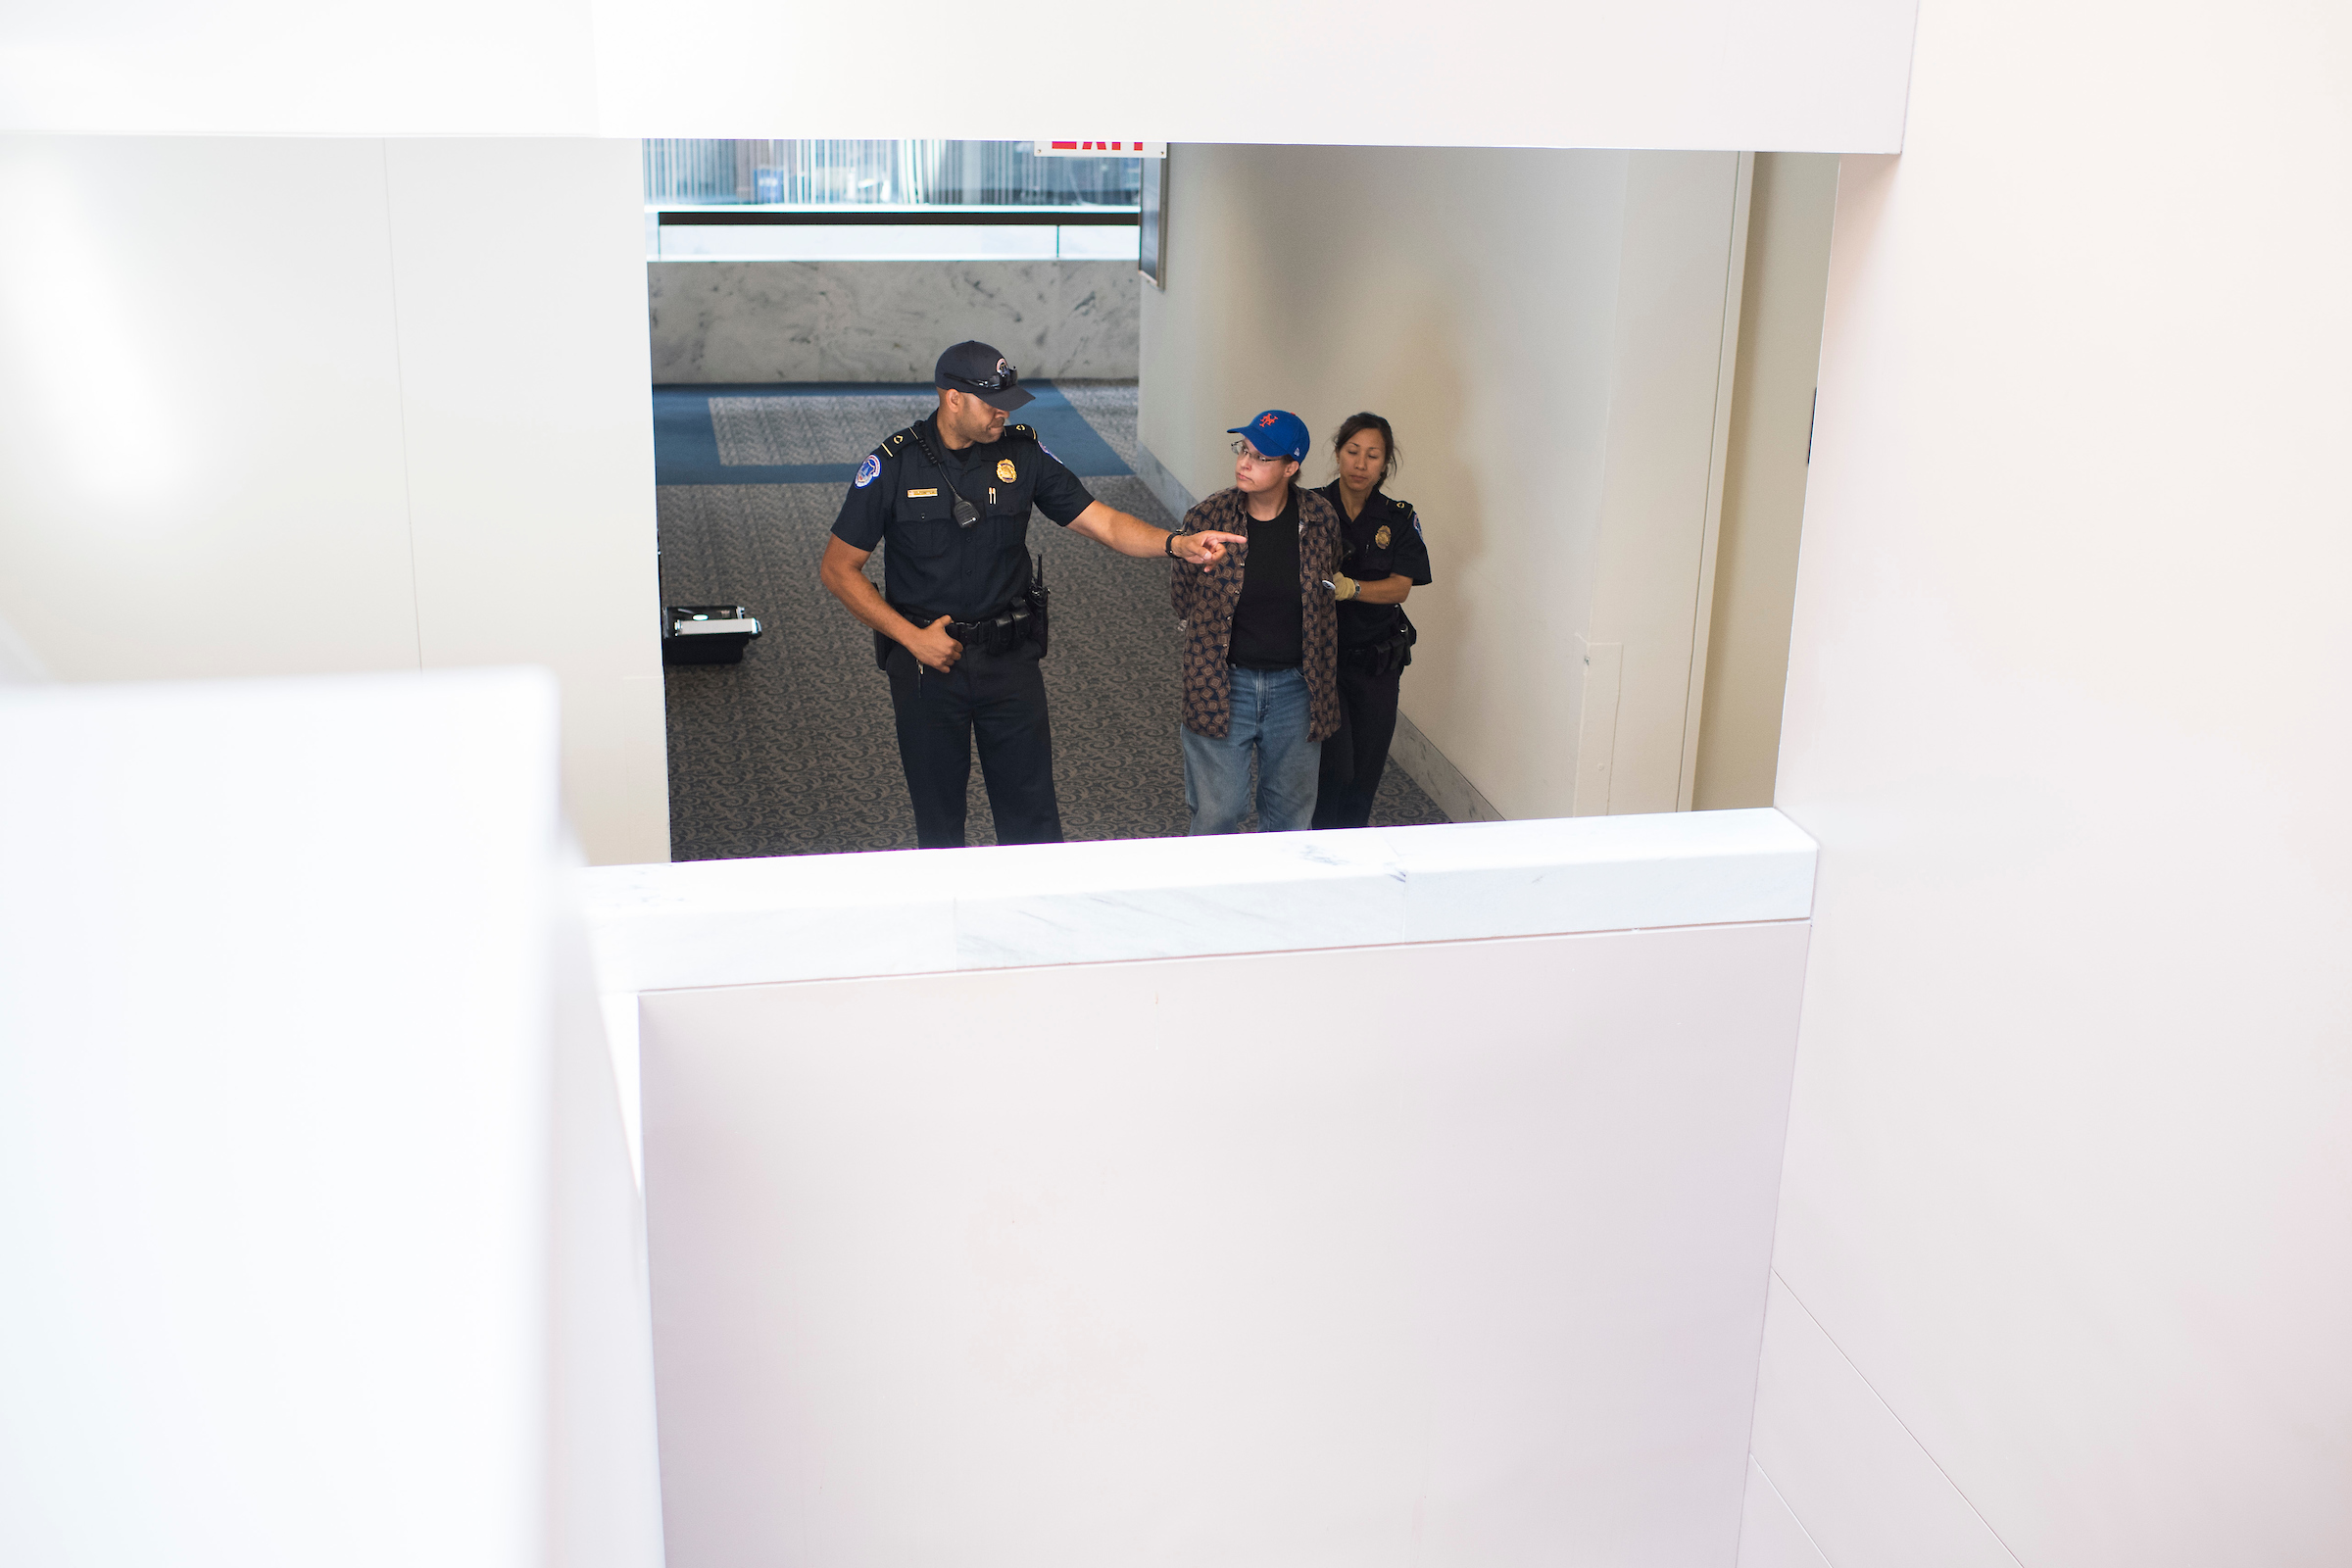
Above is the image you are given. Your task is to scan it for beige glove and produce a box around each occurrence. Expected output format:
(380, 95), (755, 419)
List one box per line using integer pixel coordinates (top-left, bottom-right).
(1331, 573), (1361, 601)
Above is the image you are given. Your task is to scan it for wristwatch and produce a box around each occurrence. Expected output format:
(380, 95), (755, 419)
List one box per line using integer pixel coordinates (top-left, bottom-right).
(1164, 530), (1182, 558)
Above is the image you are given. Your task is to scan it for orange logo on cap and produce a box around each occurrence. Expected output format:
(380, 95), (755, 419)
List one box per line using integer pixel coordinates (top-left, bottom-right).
(1257, 414), (1278, 426)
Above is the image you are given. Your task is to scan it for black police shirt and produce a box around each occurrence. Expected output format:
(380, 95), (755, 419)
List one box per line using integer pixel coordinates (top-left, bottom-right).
(1314, 480), (1435, 648)
(832, 415), (1095, 620)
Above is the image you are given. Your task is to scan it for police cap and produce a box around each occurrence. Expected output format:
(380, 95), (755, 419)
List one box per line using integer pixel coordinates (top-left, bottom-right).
(935, 341), (1035, 412)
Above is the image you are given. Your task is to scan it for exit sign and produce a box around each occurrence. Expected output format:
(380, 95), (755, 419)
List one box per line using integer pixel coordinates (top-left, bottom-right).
(1033, 140), (1166, 157)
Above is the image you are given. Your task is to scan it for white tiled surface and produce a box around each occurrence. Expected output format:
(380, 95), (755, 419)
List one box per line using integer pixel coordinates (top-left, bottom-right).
(580, 808), (1816, 994)
(1745, 1276), (2023, 1568)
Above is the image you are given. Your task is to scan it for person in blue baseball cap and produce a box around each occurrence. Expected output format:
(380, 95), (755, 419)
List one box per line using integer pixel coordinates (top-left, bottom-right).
(1167, 410), (1348, 834)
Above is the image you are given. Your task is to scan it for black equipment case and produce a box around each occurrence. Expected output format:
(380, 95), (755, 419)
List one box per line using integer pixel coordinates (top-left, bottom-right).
(662, 605), (761, 666)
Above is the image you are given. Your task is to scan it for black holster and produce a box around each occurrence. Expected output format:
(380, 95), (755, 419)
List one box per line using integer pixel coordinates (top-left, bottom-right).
(1343, 618), (1417, 678)
(1025, 554), (1051, 659)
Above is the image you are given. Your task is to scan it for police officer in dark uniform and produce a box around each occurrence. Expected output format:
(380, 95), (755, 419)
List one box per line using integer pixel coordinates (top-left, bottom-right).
(818, 341), (1245, 849)
(1310, 412), (1435, 830)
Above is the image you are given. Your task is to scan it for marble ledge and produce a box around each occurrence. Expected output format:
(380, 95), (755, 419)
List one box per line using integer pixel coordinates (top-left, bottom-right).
(580, 808), (1817, 995)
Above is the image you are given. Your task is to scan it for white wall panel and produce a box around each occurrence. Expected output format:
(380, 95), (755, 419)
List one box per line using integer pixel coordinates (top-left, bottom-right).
(0, 670), (661, 1568)
(0, 0), (599, 135)
(550, 895), (668, 1568)
(0, 134), (670, 865)
(1735, 1460), (1833, 1568)
(1746, 1278), (2019, 1567)
(1752, 0), (2352, 1561)
(384, 137), (669, 865)
(1, 0), (1917, 150)
(1692, 152), (1839, 810)
(0, 135), (420, 680)
(595, 0), (1917, 150)
(0, 610), (44, 680)
(1587, 151), (1751, 812)
(637, 920), (1810, 1568)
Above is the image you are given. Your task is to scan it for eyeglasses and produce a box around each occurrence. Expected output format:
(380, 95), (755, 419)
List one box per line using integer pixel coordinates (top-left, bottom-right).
(1230, 439), (1288, 463)
(961, 362), (1018, 391)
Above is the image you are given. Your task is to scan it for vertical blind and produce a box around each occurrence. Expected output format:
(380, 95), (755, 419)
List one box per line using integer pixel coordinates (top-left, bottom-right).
(642, 141), (1143, 207)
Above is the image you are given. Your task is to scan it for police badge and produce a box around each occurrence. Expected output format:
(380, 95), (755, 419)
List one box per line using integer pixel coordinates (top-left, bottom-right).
(1373, 524), (1392, 548)
(996, 458), (1017, 482)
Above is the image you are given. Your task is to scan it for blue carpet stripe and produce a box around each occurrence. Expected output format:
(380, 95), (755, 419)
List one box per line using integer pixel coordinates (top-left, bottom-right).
(653, 380), (1131, 486)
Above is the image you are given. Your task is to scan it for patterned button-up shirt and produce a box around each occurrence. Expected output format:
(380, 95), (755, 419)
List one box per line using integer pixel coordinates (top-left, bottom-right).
(1170, 484), (1343, 741)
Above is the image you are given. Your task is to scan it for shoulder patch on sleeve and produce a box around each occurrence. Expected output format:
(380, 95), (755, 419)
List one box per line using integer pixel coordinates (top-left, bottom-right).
(855, 453), (881, 487)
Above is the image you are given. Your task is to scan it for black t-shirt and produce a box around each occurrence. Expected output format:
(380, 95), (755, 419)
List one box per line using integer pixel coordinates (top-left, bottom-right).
(832, 416), (1095, 620)
(1314, 480), (1434, 648)
(1227, 489), (1303, 670)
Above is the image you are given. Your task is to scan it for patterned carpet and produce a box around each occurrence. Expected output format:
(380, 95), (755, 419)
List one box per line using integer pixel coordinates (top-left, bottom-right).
(709, 392), (939, 466)
(657, 380), (1446, 858)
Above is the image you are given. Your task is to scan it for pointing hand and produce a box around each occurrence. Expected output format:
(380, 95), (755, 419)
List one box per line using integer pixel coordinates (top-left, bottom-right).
(1177, 530), (1250, 570)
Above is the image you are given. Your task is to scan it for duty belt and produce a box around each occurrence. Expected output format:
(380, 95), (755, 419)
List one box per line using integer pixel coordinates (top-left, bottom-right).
(883, 557), (1051, 666)
(891, 597), (1037, 655)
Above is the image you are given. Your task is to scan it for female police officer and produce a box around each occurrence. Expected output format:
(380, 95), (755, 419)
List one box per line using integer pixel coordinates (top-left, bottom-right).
(1309, 412), (1434, 830)
(818, 340), (1243, 850)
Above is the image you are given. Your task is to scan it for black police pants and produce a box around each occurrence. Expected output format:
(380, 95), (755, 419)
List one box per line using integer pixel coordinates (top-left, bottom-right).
(884, 639), (1063, 849)
(1312, 660), (1403, 830)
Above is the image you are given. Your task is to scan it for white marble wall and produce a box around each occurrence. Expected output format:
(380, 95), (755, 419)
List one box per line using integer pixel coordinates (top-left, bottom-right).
(648, 261), (1140, 383)
(582, 810), (1817, 1568)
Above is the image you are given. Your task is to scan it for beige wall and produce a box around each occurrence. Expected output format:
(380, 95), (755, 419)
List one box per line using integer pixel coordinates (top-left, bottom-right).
(0, 135), (668, 865)
(1692, 152), (1839, 809)
(1138, 144), (1747, 820)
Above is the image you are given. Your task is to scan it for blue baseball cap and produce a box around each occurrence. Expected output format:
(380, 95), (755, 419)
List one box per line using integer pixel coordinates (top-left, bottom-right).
(1227, 409), (1310, 463)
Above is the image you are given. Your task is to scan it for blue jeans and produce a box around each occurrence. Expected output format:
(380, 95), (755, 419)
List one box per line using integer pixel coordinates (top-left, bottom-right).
(1181, 665), (1321, 834)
